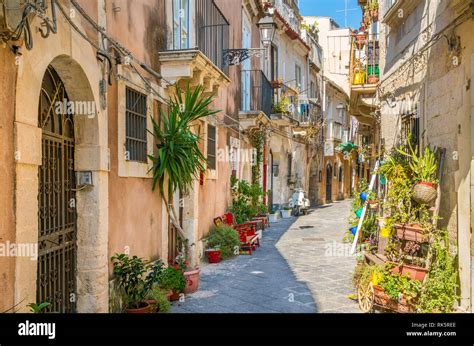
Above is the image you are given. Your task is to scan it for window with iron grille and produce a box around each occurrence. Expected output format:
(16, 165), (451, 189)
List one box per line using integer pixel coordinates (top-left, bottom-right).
(207, 124), (217, 170)
(125, 87), (148, 162)
(401, 113), (420, 151)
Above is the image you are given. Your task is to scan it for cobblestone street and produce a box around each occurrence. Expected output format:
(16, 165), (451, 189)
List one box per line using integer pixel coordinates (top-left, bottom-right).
(173, 200), (360, 313)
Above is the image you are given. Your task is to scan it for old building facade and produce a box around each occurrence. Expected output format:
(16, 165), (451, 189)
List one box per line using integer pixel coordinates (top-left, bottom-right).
(377, 0), (474, 310)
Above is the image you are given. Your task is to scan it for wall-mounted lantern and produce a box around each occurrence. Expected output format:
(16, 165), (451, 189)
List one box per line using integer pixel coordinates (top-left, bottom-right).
(223, 15), (277, 66)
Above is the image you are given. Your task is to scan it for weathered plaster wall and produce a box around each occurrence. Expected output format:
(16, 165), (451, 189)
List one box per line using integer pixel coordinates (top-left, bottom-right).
(0, 48), (16, 312)
(106, 0), (166, 264)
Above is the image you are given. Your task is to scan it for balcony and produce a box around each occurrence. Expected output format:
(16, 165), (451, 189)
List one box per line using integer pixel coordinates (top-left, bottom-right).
(382, 0), (422, 26)
(270, 83), (300, 126)
(350, 33), (379, 94)
(267, 0), (301, 36)
(159, 0), (231, 92)
(239, 70), (273, 130)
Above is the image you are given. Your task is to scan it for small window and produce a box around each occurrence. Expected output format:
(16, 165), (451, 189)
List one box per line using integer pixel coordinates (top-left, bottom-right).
(339, 166), (343, 182)
(207, 124), (217, 170)
(287, 153), (293, 177)
(295, 65), (302, 91)
(173, 0), (190, 49)
(125, 87), (148, 162)
(401, 113), (420, 151)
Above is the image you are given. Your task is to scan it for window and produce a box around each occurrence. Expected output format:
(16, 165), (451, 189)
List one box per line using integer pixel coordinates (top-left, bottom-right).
(339, 166), (343, 182)
(125, 87), (148, 162)
(207, 124), (217, 170)
(271, 44), (279, 82)
(310, 81), (315, 99)
(401, 113), (420, 151)
(173, 0), (190, 50)
(287, 153), (292, 177)
(295, 64), (302, 91)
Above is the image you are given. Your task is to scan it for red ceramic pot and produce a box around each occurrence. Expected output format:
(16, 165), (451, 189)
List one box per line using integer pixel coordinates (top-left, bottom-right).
(391, 263), (428, 281)
(206, 249), (222, 264)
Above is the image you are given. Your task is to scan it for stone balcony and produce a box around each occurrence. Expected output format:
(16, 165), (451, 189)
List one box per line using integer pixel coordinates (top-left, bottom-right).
(158, 49), (230, 93)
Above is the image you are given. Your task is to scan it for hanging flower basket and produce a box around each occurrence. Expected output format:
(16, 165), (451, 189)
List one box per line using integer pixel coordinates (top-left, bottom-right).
(412, 182), (438, 205)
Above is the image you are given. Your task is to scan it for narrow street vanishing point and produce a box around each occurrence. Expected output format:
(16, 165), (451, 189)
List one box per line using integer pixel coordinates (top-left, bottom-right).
(173, 201), (359, 313)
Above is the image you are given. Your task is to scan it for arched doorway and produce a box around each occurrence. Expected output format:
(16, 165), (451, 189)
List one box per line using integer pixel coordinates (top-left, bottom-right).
(37, 65), (77, 313)
(326, 164), (332, 203)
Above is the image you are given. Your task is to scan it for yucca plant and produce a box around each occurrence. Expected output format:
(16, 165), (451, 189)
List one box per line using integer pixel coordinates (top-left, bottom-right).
(148, 84), (218, 238)
(396, 135), (438, 184)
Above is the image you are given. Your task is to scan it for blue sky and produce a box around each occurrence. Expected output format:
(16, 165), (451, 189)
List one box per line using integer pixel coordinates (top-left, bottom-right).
(299, 0), (362, 29)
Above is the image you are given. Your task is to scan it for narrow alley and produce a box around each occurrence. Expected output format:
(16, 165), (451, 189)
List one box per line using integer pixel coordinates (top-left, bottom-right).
(173, 201), (359, 313)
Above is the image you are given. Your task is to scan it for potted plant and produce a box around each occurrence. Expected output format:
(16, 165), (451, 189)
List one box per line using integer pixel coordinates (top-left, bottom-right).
(269, 208), (279, 223)
(159, 266), (187, 301)
(367, 74), (379, 84)
(396, 138), (439, 205)
(353, 67), (366, 85)
(394, 223), (429, 243)
(281, 206), (292, 219)
(145, 286), (172, 313)
(111, 254), (151, 313)
(370, 0), (379, 21)
(271, 78), (283, 89)
(389, 263), (429, 281)
(353, 29), (367, 50)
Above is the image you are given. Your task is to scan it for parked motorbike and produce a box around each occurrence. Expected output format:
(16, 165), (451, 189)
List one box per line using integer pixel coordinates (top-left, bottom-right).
(288, 188), (310, 216)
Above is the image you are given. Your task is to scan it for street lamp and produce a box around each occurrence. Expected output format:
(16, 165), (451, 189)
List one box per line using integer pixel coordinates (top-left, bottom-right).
(257, 15), (277, 48)
(223, 15), (277, 66)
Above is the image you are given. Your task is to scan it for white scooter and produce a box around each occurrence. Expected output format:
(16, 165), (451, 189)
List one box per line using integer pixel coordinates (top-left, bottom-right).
(288, 188), (310, 216)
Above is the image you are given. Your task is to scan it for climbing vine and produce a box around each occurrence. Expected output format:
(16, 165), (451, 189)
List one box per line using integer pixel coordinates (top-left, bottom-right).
(248, 128), (265, 184)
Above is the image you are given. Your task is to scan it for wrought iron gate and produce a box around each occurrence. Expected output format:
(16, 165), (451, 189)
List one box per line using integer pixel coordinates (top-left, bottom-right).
(37, 66), (77, 313)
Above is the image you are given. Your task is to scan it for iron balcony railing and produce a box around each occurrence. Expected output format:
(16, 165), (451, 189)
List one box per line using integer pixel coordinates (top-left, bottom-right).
(350, 33), (380, 87)
(241, 70), (273, 117)
(267, 0), (301, 36)
(196, 0), (229, 75)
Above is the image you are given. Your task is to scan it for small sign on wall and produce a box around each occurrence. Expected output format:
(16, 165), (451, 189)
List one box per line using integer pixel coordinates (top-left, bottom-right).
(324, 141), (334, 157)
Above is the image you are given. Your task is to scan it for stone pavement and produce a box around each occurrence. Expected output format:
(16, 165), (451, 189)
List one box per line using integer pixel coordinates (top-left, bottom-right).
(172, 200), (360, 313)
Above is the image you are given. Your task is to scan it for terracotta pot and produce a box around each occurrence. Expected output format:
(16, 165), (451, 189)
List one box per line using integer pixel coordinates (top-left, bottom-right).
(125, 302), (152, 314)
(373, 286), (415, 313)
(165, 290), (173, 301)
(169, 291), (182, 301)
(367, 75), (379, 84)
(412, 182), (438, 204)
(394, 223), (428, 243)
(183, 268), (200, 294)
(270, 80), (283, 89)
(390, 263), (429, 281)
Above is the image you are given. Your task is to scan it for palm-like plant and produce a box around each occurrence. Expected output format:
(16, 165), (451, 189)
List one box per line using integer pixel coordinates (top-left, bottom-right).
(148, 84), (218, 238)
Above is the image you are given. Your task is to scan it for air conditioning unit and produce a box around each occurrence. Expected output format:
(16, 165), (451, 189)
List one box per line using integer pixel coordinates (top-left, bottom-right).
(0, 0), (29, 35)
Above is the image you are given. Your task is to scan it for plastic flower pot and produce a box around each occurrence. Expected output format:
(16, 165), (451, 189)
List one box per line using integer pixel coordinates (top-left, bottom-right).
(350, 226), (358, 236)
(359, 192), (368, 202)
(355, 208), (363, 218)
(206, 249), (222, 264)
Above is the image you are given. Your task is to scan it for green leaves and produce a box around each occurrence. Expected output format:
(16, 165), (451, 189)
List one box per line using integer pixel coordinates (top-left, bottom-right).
(27, 302), (51, 313)
(148, 84), (218, 196)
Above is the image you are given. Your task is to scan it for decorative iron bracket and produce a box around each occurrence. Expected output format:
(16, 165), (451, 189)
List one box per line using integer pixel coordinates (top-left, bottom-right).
(223, 48), (267, 66)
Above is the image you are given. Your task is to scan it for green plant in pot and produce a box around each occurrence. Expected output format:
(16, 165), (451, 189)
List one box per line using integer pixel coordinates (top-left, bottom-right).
(204, 224), (240, 262)
(159, 266), (187, 301)
(111, 254), (150, 313)
(396, 135), (439, 205)
(145, 286), (172, 313)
